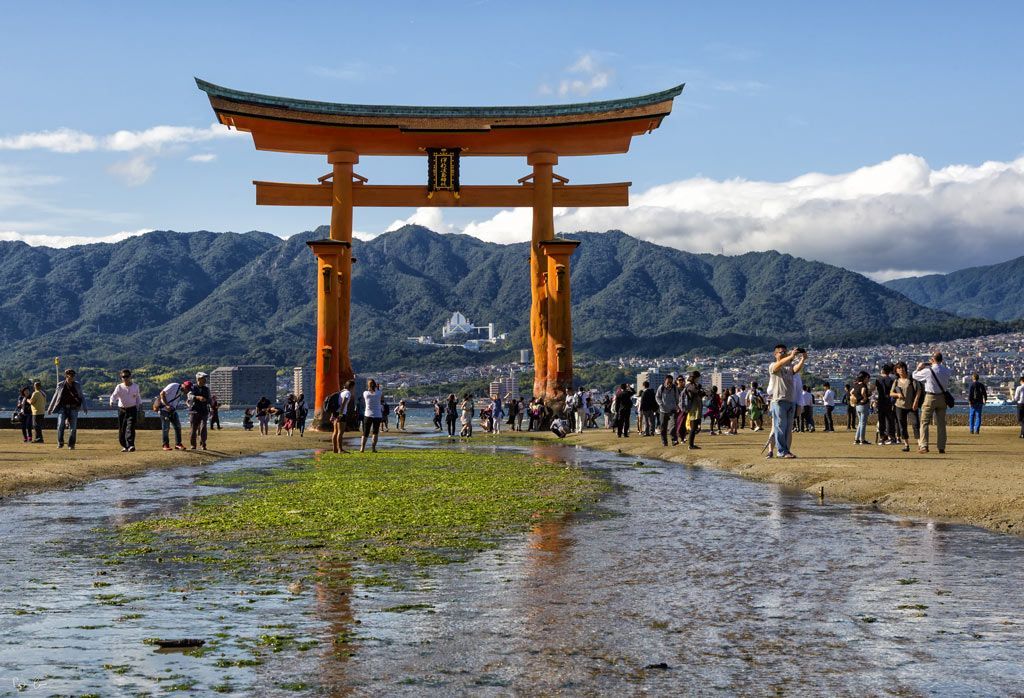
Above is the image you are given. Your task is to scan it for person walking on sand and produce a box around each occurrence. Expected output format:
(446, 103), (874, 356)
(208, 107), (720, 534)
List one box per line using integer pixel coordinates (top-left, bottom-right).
(323, 379), (354, 453)
(29, 381), (46, 443)
(1014, 376), (1024, 439)
(360, 379), (383, 453)
(891, 361), (922, 452)
(256, 396), (272, 436)
(396, 400), (408, 431)
(767, 345), (804, 459)
(747, 381), (765, 432)
(209, 393), (221, 431)
(913, 352), (953, 454)
(851, 371), (872, 445)
(109, 369), (142, 452)
(444, 393), (458, 438)
(48, 368), (87, 450)
(683, 371), (706, 450)
(656, 375), (679, 446)
(295, 394), (308, 436)
(968, 373), (987, 435)
(613, 383), (635, 438)
(158, 379), (187, 451)
(822, 382), (836, 432)
(874, 364), (897, 444)
(639, 380), (657, 437)
(187, 372), (212, 450)
(17, 387), (33, 443)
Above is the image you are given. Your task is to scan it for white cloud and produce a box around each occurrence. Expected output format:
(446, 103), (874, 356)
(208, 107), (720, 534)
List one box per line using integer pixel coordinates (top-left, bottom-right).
(539, 52), (613, 98)
(0, 122), (240, 153)
(385, 208), (454, 234)
(0, 128), (98, 153)
(0, 228), (154, 248)
(187, 153), (217, 163)
(107, 156), (155, 186)
(308, 62), (395, 81)
(862, 269), (943, 283)
(451, 153), (1024, 276)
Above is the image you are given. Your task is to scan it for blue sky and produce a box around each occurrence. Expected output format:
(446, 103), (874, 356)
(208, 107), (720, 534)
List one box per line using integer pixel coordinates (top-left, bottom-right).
(2, 1), (1023, 277)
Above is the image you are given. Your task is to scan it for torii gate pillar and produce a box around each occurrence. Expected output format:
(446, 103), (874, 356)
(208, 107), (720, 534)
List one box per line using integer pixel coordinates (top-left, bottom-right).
(306, 239), (350, 426)
(540, 239), (580, 401)
(529, 152), (557, 399)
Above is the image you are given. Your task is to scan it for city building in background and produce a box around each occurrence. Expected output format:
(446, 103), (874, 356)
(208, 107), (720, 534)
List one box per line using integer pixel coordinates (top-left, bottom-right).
(489, 369), (519, 400)
(636, 369), (666, 389)
(407, 311), (508, 351)
(293, 366), (314, 399)
(210, 365), (277, 409)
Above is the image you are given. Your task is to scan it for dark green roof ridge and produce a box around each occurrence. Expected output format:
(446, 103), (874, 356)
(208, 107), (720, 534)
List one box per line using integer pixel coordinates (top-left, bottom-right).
(195, 78), (684, 119)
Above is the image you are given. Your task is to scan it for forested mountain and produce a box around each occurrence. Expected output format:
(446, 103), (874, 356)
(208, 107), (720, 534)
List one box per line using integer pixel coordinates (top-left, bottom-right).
(884, 255), (1024, 321)
(0, 226), (1007, 378)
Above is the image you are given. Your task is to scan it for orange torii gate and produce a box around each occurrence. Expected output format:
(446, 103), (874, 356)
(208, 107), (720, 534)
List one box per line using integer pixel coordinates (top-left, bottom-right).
(197, 79), (683, 423)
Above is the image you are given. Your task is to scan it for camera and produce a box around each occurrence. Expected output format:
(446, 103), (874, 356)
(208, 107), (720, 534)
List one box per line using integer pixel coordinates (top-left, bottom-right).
(796, 347), (806, 354)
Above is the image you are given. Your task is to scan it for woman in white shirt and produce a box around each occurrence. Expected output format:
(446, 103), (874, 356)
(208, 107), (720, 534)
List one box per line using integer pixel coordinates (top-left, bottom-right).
(360, 379), (383, 453)
(1014, 376), (1024, 439)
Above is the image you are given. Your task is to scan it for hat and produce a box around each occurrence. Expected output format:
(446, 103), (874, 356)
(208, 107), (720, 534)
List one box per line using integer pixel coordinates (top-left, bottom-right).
(196, 371), (209, 379)
(181, 380), (193, 390)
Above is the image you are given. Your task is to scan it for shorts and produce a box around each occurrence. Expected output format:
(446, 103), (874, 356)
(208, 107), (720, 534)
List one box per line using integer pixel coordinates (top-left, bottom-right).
(361, 417), (381, 437)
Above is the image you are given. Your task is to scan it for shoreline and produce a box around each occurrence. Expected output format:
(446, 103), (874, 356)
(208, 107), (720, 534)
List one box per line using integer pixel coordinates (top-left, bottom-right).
(500, 425), (1024, 536)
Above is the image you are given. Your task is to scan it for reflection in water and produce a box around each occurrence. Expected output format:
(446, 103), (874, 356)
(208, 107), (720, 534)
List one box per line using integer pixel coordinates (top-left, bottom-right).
(313, 559), (355, 694)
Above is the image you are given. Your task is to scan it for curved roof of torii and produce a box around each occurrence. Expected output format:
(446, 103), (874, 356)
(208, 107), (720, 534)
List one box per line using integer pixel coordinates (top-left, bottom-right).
(196, 78), (684, 157)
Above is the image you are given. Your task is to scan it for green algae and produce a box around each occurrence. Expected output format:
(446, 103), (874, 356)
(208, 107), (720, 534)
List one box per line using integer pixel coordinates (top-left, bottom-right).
(121, 449), (606, 570)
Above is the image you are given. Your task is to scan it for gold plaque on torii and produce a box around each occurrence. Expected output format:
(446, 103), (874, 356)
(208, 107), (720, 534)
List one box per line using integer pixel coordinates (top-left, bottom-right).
(427, 148), (460, 197)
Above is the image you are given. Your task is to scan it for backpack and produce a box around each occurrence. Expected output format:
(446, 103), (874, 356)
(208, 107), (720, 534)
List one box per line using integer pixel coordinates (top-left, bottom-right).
(322, 391), (341, 416)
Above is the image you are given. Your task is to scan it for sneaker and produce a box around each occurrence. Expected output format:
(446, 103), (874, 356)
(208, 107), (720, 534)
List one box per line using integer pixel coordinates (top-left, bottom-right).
(162, 445), (172, 451)
(128, 446), (136, 452)
(918, 447), (929, 454)
(174, 444), (186, 451)
(58, 444), (64, 449)
(121, 448), (129, 452)
(688, 445), (701, 450)
(938, 449), (945, 454)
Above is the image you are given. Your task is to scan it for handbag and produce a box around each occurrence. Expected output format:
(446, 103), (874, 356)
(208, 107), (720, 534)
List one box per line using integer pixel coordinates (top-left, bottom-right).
(928, 368), (956, 408)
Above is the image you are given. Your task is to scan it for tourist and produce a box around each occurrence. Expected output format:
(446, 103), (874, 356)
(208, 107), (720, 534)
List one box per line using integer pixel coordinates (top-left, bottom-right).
(550, 416), (570, 439)
(209, 393), (221, 430)
(767, 345), (804, 459)
(1014, 376), (1024, 439)
(613, 383), (635, 438)
(360, 379), (384, 453)
(507, 397), (519, 431)
(256, 395), (272, 436)
(844, 384), (855, 430)
(432, 399), (443, 431)
(381, 398), (391, 432)
(655, 375), (679, 446)
(913, 352), (953, 454)
(633, 389), (643, 435)
(187, 372), (212, 450)
(674, 375), (689, 444)
(460, 393), (475, 438)
(747, 381), (765, 432)
(851, 371), (872, 445)
(29, 381), (46, 443)
(157, 379), (187, 450)
(638, 380), (657, 436)
(704, 385), (722, 436)
(602, 394), (612, 429)
(968, 373), (987, 435)
(48, 368), (87, 450)
(242, 408), (254, 431)
(282, 394), (297, 436)
(295, 394), (308, 436)
(822, 382), (836, 432)
(324, 380), (354, 453)
(16, 387), (33, 443)
(109, 369), (142, 452)
(274, 405), (286, 436)
(800, 387), (815, 433)
(572, 387), (586, 434)
(874, 364), (897, 444)
(683, 371), (705, 450)
(727, 387), (742, 435)
(490, 392), (505, 435)
(891, 362), (922, 452)
(396, 399), (407, 431)
(445, 393), (458, 438)
(515, 398), (526, 431)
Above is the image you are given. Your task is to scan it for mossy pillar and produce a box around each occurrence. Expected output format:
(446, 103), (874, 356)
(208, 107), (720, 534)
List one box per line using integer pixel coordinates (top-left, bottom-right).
(307, 239), (350, 428)
(529, 152), (557, 399)
(329, 150), (358, 390)
(540, 239), (580, 402)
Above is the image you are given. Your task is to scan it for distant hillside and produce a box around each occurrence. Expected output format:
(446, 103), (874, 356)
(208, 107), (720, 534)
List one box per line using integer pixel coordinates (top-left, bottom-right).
(0, 226), (1007, 378)
(885, 255), (1024, 321)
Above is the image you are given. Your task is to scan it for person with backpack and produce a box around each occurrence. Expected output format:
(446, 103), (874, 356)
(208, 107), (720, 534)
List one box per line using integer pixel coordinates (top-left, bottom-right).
(874, 364), (897, 444)
(726, 387), (742, 435)
(48, 368), (87, 450)
(655, 375), (679, 446)
(639, 380), (657, 436)
(747, 381), (765, 432)
(967, 373), (987, 435)
(324, 379), (354, 453)
(913, 352), (953, 454)
(682, 371), (706, 450)
(157, 379), (187, 450)
(850, 371), (872, 445)
(295, 394), (308, 436)
(568, 387), (585, 434)
(282, 394), (298, 436)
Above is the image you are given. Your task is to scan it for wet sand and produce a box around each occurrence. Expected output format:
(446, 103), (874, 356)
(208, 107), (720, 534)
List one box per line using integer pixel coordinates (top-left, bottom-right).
(0, 426), (340, 498)
(512, 425), (1024, 535)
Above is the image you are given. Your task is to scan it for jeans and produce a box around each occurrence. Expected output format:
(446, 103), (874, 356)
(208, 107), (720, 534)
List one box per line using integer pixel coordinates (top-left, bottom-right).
(446, 415), (456, 437)
(33, 414), (44, 442)
(920, 394), (947, 451)
(161, 409), (182, 446)
(57, 407), (79, 448)
(190, 412), (208, 448)
(969, 405), (983, 433)
(877, 405), (896, 441)
(855, 405), (869, 443)
(824, 405), (834, 431)
(117, 406), (138, 449)
(770, 400), (796, 456)
(21, 413), (33, 441)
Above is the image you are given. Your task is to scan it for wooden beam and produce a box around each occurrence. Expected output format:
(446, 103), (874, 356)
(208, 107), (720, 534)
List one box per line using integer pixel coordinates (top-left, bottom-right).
(254, 181), (630, 207)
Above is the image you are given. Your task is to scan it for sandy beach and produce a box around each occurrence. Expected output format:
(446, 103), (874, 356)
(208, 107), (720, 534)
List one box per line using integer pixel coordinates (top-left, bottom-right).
(0, 426), (335, 498)
(512, 424), (1024, 535)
